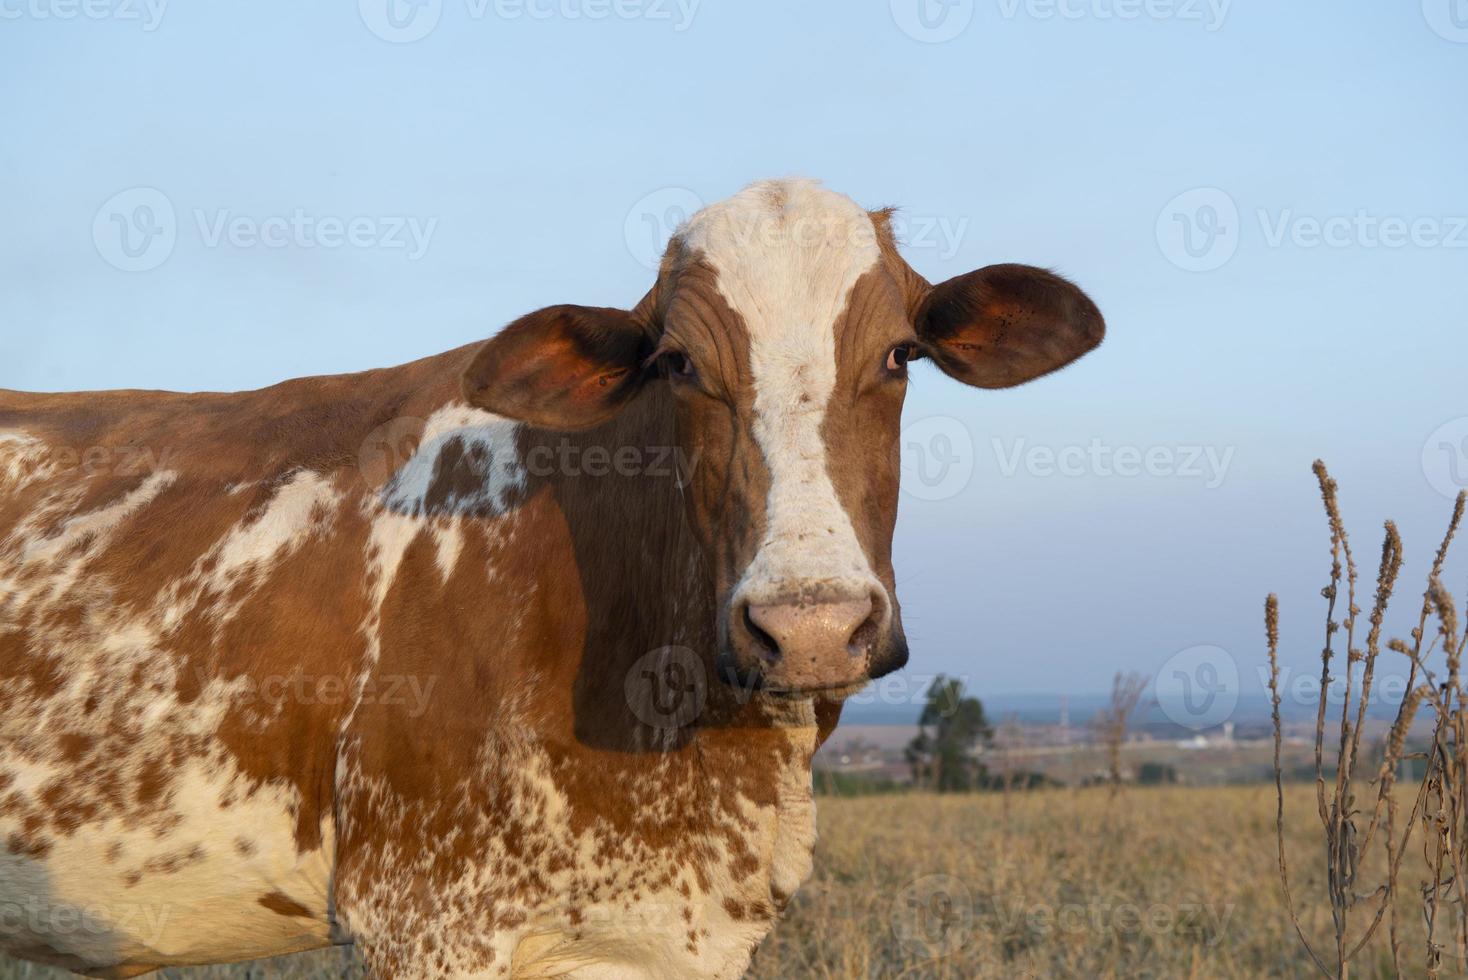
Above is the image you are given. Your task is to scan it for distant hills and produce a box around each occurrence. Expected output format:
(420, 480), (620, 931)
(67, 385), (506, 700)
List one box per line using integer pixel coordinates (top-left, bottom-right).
(840, 690), (1412, 730)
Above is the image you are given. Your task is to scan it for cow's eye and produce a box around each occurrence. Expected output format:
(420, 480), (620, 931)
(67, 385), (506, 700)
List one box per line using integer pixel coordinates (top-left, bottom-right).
(885, 343), (917, 375)
(661, 351), (696, 382)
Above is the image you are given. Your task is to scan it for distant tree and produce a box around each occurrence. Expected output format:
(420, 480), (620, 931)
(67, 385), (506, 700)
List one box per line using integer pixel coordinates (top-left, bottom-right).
(1137, 761), (1178, 785)
(905, 676), (992, 792)
(982, 770), (1058, 791)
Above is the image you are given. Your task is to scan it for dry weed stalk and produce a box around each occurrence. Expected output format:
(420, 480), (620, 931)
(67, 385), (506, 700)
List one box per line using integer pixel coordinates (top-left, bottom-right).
(992, 715), (1024, 820)
(1093, 671), (1147, 797)
(1267, 462), (1461, 978)
(1391, 568), (1468, 975)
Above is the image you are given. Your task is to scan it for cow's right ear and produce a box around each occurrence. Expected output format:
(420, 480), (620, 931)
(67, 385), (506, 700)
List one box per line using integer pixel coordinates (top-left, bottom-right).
(461, 304), (655, 431)
(913, 264), (1104, 389)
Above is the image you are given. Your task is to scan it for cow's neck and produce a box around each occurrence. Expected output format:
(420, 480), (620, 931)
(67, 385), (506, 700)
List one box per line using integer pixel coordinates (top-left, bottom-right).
(503, 387), (828, 912)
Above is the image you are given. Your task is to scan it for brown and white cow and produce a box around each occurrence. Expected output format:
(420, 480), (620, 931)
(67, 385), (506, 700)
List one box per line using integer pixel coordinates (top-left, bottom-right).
(0, 179), (1102, 978)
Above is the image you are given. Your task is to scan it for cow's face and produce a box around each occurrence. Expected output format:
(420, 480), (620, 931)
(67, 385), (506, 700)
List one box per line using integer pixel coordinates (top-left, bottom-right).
(463, 180), (1103, 695)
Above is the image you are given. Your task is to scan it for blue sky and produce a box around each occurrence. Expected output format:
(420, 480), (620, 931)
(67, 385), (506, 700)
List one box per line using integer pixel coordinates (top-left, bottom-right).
(2, 0), (1466, 709)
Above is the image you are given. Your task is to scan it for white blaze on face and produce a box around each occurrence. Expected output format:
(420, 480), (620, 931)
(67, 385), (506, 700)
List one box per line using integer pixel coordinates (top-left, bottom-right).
(680, 179), (884, 605)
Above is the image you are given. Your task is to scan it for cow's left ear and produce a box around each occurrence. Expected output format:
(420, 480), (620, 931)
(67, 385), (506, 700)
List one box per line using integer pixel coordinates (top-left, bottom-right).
(914, 264), (1104, 389)
(461, 304), (654, 430)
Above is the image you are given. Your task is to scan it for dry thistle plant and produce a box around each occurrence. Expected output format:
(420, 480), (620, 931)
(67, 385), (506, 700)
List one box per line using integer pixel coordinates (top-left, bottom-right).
(1384, 492), (1468, 977)
(1268, 460), (1466, 979)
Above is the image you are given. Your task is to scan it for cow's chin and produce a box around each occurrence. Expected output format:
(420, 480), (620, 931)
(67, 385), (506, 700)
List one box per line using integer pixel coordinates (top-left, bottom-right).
(715, 657), (867, 699)
(715, 637), (908, 700)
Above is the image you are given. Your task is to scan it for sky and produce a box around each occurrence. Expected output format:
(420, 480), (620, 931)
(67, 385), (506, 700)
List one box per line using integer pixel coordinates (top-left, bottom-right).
(2, 0), (1466, 718)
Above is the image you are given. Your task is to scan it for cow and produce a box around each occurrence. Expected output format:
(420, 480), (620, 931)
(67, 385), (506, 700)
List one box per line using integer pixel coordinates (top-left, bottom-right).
(0, 179), (1103, 979)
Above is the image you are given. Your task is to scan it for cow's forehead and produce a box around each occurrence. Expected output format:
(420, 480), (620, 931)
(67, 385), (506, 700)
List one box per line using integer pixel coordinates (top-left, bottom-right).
(675, 179), (883, 342)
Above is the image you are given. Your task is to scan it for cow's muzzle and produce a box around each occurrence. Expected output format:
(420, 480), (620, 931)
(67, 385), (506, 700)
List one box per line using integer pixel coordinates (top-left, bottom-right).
(721, 580), (893, 693)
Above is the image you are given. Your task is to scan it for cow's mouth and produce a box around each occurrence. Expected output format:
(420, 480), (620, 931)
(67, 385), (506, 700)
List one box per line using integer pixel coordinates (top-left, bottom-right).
(714, 648), (876, 699)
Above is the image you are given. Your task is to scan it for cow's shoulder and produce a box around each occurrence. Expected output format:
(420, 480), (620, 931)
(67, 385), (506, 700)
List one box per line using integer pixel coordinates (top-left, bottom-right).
(0, 345), (497, 973)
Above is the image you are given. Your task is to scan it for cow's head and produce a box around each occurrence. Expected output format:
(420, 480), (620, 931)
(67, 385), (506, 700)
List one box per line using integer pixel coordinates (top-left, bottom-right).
(463, 180), (1103, 695)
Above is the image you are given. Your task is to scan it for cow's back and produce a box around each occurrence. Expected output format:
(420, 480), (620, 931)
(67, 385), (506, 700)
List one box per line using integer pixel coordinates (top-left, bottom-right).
(0, 350), (468, 973)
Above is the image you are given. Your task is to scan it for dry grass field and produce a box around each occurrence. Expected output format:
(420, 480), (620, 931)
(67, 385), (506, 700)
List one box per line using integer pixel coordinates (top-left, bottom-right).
(749, 784), (1431, 979)
(1, 783), (1444, 979)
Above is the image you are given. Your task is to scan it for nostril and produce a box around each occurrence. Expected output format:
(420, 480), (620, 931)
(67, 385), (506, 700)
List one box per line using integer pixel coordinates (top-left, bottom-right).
(742, 603), (781, 662)
(847, 589), (887, 656)
(847, 608), (880, 656)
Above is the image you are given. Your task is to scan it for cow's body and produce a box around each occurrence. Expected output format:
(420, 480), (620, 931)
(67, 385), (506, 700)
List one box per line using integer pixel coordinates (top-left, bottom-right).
(2, 179), (1104, 978)
(0, 350), (834, 977)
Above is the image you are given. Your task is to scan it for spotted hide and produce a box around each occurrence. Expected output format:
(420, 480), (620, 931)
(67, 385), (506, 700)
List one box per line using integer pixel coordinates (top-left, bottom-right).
(0, 179), (1104, 978)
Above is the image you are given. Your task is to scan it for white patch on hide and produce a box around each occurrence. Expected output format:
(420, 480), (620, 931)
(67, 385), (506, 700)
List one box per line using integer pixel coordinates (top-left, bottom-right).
(159, 470), (342, 634)
(0, 432), (56, 491)
(381, 405), (525, 518)
(0, 757), (334, 968)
